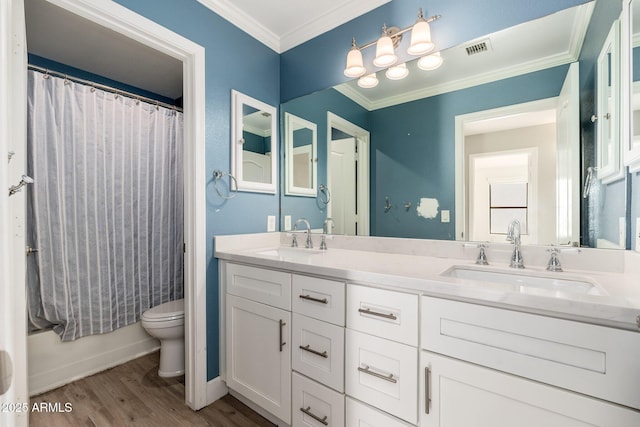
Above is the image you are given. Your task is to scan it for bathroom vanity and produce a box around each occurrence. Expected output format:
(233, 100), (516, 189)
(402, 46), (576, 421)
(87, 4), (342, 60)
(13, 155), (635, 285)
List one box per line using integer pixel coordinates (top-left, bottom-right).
(215, 233), (640, 427)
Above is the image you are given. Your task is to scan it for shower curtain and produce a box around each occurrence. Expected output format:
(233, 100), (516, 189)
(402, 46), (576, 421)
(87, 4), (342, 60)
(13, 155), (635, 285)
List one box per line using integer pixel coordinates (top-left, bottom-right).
(26, 70), (184, 341)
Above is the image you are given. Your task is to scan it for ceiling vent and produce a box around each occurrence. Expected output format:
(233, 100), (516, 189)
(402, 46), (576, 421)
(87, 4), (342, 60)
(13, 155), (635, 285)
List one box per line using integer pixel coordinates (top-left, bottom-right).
(465, 39), (492, 56)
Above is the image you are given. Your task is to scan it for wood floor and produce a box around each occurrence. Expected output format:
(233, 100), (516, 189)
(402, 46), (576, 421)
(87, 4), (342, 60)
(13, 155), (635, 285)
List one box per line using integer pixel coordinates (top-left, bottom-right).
(30, 351), (275, 427)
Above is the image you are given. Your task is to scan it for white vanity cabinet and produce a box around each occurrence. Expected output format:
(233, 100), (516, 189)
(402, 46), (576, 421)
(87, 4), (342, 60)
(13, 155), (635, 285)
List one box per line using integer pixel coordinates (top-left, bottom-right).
(419, 296), (640, 426)
(225, 263), (292, 424)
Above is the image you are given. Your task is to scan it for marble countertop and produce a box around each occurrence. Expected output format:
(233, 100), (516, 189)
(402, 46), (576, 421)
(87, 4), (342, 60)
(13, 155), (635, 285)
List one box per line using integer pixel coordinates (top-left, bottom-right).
(214, 233), (640, 332)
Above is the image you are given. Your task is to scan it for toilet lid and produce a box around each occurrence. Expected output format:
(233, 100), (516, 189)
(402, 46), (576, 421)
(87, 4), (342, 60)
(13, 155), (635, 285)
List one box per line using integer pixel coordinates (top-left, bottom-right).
(142, 299), (184, 321)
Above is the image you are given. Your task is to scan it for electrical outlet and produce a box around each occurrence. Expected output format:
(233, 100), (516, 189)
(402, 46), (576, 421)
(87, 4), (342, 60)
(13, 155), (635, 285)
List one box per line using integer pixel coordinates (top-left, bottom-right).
(284, 215), (292, 231)
(636, 218), (640, 252)
(441, 210), (450, 223)
(619, 217), (626, 248)
(267, 215), (276, 232)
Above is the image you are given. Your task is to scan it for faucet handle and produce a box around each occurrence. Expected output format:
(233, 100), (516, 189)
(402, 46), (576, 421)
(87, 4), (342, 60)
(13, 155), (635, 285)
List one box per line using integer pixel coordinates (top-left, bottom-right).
(291, 233), (298, 247)
(476, 244), (489, 265)
(546, 247), (562, 272)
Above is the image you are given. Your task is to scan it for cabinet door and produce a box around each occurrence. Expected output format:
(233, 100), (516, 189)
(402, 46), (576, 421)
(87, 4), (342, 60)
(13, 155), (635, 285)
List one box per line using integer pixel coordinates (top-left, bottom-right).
(420, 351), (640, 427)
(226, 295), (291, 424)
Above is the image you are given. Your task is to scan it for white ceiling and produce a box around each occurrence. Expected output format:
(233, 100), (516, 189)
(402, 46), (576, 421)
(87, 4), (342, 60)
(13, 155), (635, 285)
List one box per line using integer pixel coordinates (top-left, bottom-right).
(196, 0), (390, 53)
(335, 2), (595, 111)
(25, 0), (183, 100)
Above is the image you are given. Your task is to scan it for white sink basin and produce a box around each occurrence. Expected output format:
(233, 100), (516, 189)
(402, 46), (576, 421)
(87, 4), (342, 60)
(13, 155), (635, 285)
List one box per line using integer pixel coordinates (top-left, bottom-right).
(252, 247), (323, 261)
(443, 266), (607, 296)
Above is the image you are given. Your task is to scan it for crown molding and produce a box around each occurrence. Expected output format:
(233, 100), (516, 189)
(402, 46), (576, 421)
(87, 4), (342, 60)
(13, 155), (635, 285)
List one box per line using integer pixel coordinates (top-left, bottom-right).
(197, 0), (280, 52)
(197, 0), (390, 53)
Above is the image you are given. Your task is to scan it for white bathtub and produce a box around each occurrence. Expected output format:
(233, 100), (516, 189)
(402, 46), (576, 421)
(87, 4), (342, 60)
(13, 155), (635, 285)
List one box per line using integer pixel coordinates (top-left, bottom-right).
(28, 321), (159, 396)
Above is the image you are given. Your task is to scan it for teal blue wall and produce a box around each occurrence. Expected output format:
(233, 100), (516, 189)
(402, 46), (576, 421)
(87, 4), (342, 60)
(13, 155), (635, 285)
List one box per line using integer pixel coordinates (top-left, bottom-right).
(114, 0), (280, 381)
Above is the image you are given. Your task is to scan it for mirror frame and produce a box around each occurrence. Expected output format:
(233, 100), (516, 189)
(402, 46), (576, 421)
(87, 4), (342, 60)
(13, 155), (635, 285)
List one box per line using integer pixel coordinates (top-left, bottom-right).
(623, 0), (640, 172)
(284, 112), (318, 196)
(596, 19), (624, 183)
(230, 89), (278, 194)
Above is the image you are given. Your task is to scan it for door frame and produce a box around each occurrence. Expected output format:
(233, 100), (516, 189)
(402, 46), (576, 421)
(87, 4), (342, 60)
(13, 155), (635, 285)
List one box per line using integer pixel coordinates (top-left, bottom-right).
(454, 97), (557, 242)
(13, 0), (208, 410)
(326, 112), (370, 236)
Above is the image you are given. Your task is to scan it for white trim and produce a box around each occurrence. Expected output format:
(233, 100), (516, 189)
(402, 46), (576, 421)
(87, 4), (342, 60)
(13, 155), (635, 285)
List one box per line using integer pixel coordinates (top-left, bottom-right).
(1, 0), (28, 425)
(231, 90), (278, 194)
(285, 112), (317, 197)
(327, 112), (370, 236)
(455, 97), (558, 242)
(196, 0), (390, 53)
(30, 0), (208, 410)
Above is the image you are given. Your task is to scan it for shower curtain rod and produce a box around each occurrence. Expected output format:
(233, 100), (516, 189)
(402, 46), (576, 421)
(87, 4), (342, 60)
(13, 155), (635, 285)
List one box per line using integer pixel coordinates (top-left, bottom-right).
(28, 64), (183, 112)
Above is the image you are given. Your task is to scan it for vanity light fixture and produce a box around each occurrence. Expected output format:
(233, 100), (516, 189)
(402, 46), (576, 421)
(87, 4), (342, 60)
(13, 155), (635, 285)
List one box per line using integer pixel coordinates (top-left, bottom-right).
(344, 8), (441, 87)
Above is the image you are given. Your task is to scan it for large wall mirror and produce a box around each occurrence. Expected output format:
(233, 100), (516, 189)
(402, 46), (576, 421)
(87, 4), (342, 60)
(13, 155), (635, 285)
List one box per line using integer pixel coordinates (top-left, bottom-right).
(231, 90), (278, 194)
(280, 0), (634, 249)
(284, 112), (317, 196)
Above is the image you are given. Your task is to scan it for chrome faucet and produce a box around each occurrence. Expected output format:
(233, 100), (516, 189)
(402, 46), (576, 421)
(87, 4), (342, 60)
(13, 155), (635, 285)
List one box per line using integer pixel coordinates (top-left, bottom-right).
(476, 244), (489, 265)
(506, 220), (525, 269)
(546, 247), (563, 272)
(292, 218), (313, 249)
(320, 217), (335, 250)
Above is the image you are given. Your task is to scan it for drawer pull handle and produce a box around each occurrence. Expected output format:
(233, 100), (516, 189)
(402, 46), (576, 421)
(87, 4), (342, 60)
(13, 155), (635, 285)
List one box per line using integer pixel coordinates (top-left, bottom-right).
(299, 344), (328, 358)
(279, 319), (286, 352)
(300, 406), (328, 425)
(299, 294), (328, 304)
(425, 366), (431, 414)
(358, 307), (397, 320)
(357, 364), (397, 383)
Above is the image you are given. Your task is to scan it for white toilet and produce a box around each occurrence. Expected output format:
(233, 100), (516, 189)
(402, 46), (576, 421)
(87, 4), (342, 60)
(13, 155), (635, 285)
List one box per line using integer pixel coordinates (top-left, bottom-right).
(141, 299), (184, 378)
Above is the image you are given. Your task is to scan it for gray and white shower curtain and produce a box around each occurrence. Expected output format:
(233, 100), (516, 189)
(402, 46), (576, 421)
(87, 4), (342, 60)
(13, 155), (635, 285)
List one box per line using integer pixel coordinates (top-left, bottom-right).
(26, 70), (184, 341)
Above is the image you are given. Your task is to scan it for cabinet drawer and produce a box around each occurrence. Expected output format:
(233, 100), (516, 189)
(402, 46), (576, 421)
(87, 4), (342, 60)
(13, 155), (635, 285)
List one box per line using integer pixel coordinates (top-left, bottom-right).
(226, 262), (291, 310)
(292, 314), (345, 392)
(346, 397), (413, 427)
(347, 284), (418, 346)
(292, 372), (345, 427)
(345, 329), (418, 424)
(421, 296), (640, 410)
(292, 275), (345, 326)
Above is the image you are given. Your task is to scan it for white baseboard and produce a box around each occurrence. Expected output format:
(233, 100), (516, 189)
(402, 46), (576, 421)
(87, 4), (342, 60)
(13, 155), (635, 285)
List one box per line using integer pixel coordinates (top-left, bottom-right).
(28, 322), (159, 396)
(206, 377), (228, 406)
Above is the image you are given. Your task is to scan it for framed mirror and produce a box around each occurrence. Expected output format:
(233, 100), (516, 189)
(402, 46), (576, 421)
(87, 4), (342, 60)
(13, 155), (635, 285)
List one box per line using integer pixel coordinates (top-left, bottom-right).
(231, 90), (278, 193)
(596, 20), (623, 183)
(623, 0), (640, 172)
(284, 112), (317, 196)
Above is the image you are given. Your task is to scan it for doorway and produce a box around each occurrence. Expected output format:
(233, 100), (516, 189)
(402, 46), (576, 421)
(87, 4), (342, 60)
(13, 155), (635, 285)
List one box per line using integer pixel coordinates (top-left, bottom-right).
(6, 0), (207, 412)
(327, 112), (370, 236)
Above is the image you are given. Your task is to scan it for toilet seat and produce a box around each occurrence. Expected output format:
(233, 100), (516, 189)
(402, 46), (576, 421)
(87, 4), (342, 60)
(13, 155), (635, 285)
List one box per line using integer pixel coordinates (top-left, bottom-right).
(142, 299), (184, 322)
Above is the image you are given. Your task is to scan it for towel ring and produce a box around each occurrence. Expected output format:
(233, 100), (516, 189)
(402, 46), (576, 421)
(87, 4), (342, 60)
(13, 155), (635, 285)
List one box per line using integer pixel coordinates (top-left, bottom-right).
(318, 184), (331, 205)
(213, 170), (238, 200)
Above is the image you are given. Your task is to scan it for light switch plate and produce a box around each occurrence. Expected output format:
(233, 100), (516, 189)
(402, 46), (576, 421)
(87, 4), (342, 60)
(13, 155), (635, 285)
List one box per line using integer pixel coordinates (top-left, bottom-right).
(636, 218), (640, 252)
(441, 210), (450, 223)
(267, 215), (276, 232)
(284, 215), (292, 231)
(619, 217), (626, 248)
